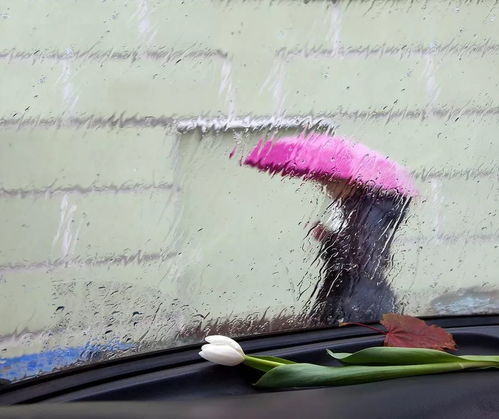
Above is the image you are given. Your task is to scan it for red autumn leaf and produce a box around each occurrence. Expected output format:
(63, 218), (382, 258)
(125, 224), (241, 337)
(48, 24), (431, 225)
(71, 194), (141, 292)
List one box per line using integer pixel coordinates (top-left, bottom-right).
(340, 313), (457, 351)
(381, 313), (457, 351)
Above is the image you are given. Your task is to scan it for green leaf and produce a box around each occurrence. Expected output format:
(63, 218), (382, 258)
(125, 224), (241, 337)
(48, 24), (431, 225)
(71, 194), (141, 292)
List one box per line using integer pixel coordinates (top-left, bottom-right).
(255, 361), (499, 389)
(327, 347), (461, 365)
(326, 347), (499, 366)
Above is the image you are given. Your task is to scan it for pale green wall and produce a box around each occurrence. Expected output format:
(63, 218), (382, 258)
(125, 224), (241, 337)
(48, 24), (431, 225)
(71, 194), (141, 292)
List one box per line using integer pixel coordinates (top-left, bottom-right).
(0, 0), (498, 359)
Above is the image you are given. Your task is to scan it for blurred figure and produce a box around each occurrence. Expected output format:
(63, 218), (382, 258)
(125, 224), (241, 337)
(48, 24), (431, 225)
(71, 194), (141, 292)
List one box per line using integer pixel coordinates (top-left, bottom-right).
(243, 133), (416, 326)
(310, 179), (411, 324)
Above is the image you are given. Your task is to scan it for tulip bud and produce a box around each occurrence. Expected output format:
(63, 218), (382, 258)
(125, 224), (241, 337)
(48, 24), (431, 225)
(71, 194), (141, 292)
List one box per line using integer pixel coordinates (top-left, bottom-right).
(199, 335), (245, 366)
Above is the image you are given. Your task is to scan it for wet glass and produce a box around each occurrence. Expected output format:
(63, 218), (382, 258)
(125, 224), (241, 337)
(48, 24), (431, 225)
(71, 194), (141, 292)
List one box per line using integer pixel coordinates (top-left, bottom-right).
(1, 0), (498, 383)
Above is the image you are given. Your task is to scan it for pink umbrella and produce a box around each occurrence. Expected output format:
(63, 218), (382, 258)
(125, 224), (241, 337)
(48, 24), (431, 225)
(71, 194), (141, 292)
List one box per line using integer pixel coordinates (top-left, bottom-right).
(243, 133), (417, 197)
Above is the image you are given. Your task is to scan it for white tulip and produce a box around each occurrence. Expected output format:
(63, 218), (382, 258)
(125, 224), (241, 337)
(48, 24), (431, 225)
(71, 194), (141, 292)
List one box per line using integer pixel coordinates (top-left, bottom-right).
(199, 335), (245, 366)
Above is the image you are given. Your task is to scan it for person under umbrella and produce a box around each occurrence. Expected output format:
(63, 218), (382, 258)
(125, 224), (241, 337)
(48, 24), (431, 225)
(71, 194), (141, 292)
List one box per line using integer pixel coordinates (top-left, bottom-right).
(244, 133), (417, 325)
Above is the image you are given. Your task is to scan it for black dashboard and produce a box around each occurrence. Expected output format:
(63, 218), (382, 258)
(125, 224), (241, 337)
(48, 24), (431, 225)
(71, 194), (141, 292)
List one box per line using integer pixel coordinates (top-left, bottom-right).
(0, 316), (498, 418)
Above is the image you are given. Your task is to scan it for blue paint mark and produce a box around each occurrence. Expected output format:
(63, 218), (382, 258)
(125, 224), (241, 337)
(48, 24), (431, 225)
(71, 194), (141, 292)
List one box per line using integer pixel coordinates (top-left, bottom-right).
(0, 342), (131, 382)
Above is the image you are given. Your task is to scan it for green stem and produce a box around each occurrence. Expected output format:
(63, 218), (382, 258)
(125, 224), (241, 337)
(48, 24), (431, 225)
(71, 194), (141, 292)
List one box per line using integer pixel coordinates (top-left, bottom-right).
(461, 355), (499, 363)
(243, 355), (283, 372)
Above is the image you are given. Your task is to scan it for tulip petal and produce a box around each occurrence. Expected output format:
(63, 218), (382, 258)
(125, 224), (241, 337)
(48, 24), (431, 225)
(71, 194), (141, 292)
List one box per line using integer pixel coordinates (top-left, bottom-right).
(199, 344), (245, 366)
(205, 335), (244, 355)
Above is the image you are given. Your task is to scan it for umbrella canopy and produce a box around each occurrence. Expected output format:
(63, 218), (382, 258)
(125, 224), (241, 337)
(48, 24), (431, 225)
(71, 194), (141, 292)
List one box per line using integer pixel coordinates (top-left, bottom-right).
(244, 133), (417, 197)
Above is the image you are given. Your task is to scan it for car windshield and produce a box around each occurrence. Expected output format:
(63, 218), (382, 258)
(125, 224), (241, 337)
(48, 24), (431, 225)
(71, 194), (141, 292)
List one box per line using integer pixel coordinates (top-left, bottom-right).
(1, 0), (498, 384)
